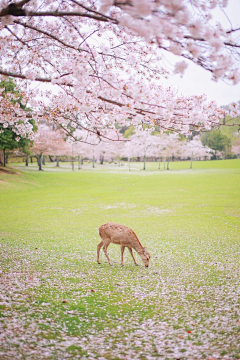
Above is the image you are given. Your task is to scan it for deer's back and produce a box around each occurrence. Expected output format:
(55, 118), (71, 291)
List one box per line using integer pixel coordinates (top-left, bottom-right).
(99, 222), (140, 246)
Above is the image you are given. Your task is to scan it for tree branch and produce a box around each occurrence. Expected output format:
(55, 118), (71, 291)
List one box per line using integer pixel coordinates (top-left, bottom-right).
(13, 20), (89, 53)
(0, 5), (118, 23)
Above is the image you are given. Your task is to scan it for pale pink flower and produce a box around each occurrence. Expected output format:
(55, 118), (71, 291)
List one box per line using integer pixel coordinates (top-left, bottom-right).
(187, 42), (201, 58)
(170, 43), (182, 56)
(228, 70), (240, 85)
(209, 37), (224, 52)
(175, 8), (191, 24)
(189, 20), (204, 37)
(25, 70), (36, 81)
(209, 0), (218, 9)
(99, 0), (114, 13)
(163, 21), (176, 38)
(174, 61), (188, 76)
(132, 0), (152, 16)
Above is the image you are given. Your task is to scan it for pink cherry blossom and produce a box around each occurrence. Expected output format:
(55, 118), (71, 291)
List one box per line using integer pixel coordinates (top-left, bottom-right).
(0, 0), (239, 141)
(174, 61), (188, 76)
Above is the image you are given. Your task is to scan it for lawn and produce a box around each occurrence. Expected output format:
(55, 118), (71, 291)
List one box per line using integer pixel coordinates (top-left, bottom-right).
(0, 159), (240, 359)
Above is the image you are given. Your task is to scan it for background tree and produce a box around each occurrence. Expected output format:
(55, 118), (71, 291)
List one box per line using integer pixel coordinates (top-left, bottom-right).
(69, 130), (91, 169)
(201, 130), (232, 159)
(95, 130), (125, 165)
(129, 130), (157, 170)
(160, 134), (182, 169)
(232, 138), (240, 157)
(32, 124), (67, 170)
(0, 78), (36, 166)
(181, 136), (211, 168)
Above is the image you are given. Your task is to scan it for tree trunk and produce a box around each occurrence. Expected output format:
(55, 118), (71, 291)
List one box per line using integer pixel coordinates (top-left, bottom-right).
(78, 155), (82, 170)
(190, 152), (193, 169)
(3, 149), (6, 167)
(118, 158), (120, 167)
(49, 155), (54, 162)
(42, 155), (45, 165)
(158, 156), (161, 170)
(0, 151), (3, 166)
(92, 155), (95, 168)
(143, 155), (146, 170)
(56, 156), (60, 167)
(164, 158), (166, 169)
(128, 156), (131, 171)
(25, 155), (29, 166)
(37, 155), (43, 171)
(71, 157), (74, 171)
(30, 156), (33, 163)
(167, 158), (169, 170)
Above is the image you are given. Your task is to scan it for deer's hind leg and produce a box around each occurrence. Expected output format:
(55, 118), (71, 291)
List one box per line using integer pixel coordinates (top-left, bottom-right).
(97, 240), (103, 264)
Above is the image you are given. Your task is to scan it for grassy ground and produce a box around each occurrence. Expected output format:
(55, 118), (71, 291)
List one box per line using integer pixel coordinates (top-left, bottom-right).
(0, 160), (240, 359)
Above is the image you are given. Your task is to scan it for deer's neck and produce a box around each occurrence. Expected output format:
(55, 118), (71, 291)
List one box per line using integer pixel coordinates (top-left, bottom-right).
(133, 242), (144, 255)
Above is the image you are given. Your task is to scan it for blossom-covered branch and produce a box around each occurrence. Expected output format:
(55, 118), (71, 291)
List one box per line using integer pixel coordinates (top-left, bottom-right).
(0, 0), (239, 140)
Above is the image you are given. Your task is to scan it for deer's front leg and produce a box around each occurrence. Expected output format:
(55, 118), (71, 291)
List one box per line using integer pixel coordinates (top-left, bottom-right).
(121, 245), (125, 266)
(97, 240), (103, 264)
(128, 247), (138, 266)
(103, 243), (112, 265)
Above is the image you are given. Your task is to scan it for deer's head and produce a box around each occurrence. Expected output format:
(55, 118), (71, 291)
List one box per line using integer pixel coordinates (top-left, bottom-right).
(140, 247), (151, 267)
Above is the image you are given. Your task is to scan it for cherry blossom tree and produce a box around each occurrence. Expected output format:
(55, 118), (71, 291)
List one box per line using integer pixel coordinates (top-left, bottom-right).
(180, 135), (211, 168)
(147, 133), (172, 169)
(128, 130), (159, 169)
(159, 133), (182, 169)
(32, 124), (67, 170)
(53, 135), (69, 167)
(71, 132), (98, 169)
(1, 0), (240, 141)
(122, 136), (140, 171)
(94, 129), (125, 164)
(70, 130), (91, 169)
(112, 138), (125, 167)
(231, 138), (240, 157)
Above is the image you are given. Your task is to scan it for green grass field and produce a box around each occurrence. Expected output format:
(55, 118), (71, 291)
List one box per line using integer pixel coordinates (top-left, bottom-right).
(0, 160), (240, 359)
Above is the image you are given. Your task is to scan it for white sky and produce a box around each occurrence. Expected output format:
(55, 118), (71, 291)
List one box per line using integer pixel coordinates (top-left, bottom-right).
(160, 0), (240, 106)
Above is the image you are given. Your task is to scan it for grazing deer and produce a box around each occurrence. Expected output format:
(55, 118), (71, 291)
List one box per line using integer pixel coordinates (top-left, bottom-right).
(97, 222), (151, 267)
